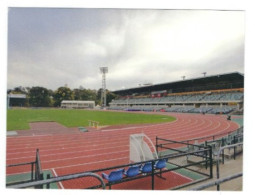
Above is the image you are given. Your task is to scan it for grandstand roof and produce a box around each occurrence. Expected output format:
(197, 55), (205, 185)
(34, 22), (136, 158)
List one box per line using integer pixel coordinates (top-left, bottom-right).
(112, 72), (244, 96)
(61, 100), (95, 104)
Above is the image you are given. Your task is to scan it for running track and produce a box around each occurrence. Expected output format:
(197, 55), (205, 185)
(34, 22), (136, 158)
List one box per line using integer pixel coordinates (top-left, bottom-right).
(6, 112), (240, 189)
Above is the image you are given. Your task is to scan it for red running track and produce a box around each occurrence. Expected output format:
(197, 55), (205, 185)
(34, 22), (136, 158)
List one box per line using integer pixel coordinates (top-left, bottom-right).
(6, 112), (239, 189)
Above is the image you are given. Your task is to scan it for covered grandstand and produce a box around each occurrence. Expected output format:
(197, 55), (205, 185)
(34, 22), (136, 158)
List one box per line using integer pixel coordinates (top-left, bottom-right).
(61, 100), (95, 109)
(109, 72), (244, 114)
(7, 93), (27, 108)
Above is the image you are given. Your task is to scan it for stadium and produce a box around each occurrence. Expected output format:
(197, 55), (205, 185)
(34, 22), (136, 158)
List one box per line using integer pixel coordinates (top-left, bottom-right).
(6, 71), (244, 191)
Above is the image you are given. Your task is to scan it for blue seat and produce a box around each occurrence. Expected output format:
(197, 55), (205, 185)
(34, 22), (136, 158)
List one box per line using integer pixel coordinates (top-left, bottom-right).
(140, 162), (152, 173)
(102, 168), (124, 183)
(155, 159), (167, 179)
(124, 165), (140, 177)
(155, 159), (167, 169)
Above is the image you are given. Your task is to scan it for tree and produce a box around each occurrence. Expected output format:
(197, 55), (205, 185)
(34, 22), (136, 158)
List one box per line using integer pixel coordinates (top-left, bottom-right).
(106, 91), (118, 106)
(73, 88), (98, 101)
(29, 87), (51, 107)
(96, 88), (103, 106)
(82, 89), (97, 101)
(96, 89), (118, 106)
(53, 86), (74, 106)
(11, 86), (29, 94)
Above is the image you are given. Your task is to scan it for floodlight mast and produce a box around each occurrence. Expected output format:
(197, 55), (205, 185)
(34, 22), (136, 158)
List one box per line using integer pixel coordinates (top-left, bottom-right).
(100, 67), (108, 107)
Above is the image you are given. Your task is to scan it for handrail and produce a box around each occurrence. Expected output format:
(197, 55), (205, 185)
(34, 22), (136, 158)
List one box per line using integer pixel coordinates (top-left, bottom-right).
(190, 172), (242, 190)
(7, 172), (106, 189)
(7, 150), (211, 190)
(216, 142), (243, 190)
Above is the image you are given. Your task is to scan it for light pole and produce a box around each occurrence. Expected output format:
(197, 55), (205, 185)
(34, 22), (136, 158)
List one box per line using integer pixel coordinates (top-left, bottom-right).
(100, 67), (108, 108)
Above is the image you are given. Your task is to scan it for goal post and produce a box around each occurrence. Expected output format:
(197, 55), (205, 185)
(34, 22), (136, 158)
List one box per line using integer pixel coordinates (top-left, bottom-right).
(129, 133), (158, 163)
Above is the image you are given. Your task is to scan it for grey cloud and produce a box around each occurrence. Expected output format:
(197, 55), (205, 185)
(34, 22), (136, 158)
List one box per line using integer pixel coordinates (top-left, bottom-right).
(8, 8), (244, 91)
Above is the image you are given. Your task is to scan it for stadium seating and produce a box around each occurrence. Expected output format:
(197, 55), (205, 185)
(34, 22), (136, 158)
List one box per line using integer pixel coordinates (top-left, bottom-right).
(102, 168), (124, 182)
(140, 162), (153, 174)
(124, 165), (141, 177)
(109, 90), (243, 114)
(155, 159), (167, 169)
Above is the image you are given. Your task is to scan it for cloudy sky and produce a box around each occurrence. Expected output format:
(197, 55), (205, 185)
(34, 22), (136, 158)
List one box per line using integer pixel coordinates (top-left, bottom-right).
(7, 8), (245, 91)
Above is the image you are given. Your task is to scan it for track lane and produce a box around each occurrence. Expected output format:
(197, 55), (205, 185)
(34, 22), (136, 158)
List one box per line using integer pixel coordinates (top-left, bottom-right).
(6, 112), (240, 182)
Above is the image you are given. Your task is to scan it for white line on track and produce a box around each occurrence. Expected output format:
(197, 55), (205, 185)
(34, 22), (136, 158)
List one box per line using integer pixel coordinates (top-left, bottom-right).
(7, 116), (219, 149)
(40, 150), (129, 163)
(50, 157), (128, 170)
(51, 168), (64, 189)
(6, 116), (237, 160)
(6, 113), (239, 173)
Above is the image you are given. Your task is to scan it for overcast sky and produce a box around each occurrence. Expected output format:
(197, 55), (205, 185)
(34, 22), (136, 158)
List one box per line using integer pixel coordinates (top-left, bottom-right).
(7, 8), (245, 91)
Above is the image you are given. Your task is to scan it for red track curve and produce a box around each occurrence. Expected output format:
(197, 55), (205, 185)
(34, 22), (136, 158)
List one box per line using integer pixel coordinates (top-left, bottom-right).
(6, 112), (239, 189)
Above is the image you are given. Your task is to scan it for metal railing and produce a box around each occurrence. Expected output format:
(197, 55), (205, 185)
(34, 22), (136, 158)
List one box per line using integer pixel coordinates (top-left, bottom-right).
(183, 126), (243, 145)
(7, 172), (106, 189)
(216, 142), (243, 190)
(190, 142), (243, 191)
(6, 149), (43, 186)
(7, 148), (213, 190)
(191, 172), (242, 190)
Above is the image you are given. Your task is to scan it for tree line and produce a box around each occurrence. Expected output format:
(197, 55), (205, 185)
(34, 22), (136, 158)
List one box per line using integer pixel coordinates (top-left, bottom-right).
(7, 86), (117, 107)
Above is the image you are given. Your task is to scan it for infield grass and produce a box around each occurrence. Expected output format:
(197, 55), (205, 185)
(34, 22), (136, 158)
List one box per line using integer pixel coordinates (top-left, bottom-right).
(7, 108), (176, 131)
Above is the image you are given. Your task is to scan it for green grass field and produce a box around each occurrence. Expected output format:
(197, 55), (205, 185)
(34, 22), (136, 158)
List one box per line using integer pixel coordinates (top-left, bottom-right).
(7, 109), (176, 131)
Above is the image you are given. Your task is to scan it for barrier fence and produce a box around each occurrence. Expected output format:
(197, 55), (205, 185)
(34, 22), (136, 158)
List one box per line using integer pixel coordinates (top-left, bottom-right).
(191, 142), (243, 191)
(215, 143), (243, 190)
(156, 137), (213, 179)
(182, 126), (243, 145)
(168, 126), (243, 164)
(6, 127), (242, 190)
(191, 172), (243, 190)
(7, 145), (213, 190)
(6, 149), (43, 188)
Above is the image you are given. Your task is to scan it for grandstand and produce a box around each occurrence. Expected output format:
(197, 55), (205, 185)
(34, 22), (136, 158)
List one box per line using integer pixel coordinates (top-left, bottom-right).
(109, 72), (244, 114)
(7, 93), (27, 108)
(6, 72), (244, 191)
(61, 100), (95, 109)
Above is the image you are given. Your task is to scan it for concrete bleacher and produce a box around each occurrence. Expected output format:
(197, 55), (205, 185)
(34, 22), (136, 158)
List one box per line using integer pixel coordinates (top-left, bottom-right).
(109, 90), (243, 114)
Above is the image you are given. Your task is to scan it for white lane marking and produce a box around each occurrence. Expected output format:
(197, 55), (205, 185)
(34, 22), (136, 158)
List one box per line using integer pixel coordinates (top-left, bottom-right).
(51, 168), (65, 189)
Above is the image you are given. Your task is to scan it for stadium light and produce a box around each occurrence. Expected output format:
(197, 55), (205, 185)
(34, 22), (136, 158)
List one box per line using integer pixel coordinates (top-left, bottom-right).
(100, 67), (108, 108)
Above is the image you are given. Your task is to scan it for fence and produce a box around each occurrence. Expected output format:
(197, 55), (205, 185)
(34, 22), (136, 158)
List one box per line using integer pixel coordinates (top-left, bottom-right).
(215, 143), (243, 190)
(156, 137), (213, 179)
(7, 146), (213, 190)
(7, 172), (106, 189)
(6, 149), (43, 187)
(171, 126), (243, 163)
(191, 142), (243, 191)
(191, 172), (242, 190)
(182, 126), (243, 146)
(6, 127), (242, 190)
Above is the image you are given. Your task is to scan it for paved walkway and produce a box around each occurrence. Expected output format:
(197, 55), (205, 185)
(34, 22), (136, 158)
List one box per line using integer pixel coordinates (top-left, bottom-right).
(182, 154), (243, 191)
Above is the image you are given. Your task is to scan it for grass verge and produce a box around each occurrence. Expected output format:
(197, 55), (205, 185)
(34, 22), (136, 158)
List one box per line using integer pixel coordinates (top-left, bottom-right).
(7, 108), (175, 131)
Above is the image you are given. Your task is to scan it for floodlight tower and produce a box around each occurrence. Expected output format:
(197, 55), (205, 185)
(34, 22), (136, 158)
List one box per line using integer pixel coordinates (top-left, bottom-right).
(100, 67), (108, 107)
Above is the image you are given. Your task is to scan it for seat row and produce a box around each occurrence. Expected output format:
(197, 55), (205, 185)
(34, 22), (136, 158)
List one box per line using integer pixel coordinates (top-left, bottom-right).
(101, 159), (167, 183)
(110, 92), (243, 105)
